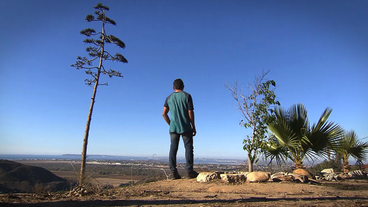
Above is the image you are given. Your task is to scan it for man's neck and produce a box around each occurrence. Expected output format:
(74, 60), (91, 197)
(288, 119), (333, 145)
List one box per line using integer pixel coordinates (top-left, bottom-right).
(174, 89), (183, 92)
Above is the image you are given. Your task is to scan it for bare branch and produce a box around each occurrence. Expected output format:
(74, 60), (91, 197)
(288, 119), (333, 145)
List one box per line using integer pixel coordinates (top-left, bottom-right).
(226, 69), (279, 172)
(79, 66), (99, 70)
(225, 82), (249, 123)
(102, 50), (114, 59)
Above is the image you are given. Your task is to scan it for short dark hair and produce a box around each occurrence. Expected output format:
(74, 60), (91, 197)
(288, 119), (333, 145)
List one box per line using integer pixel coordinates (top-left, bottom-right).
(173, 78), (184, 90)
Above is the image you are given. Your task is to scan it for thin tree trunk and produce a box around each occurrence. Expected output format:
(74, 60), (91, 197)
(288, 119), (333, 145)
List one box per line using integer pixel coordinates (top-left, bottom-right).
(248, 154), (253, 172)
(79, 14), (106, 185)
(79, 76), (100, 185)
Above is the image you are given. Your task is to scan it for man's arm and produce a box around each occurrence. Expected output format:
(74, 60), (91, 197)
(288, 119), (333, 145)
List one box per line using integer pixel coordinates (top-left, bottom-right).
(162, 107), (170, 125)
(188, 110), (196, 136)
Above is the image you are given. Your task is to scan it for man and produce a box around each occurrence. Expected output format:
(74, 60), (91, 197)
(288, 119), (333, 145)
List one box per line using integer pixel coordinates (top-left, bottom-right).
(162, 79), (198, 179)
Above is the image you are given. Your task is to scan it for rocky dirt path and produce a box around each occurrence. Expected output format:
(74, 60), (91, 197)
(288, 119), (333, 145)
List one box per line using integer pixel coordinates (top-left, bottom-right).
(1, 178), (368, 206)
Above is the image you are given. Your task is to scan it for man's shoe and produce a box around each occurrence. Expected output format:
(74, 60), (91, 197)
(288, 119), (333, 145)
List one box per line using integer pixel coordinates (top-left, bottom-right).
(172, 171), (181, 180)
(187, 171), (199, 179)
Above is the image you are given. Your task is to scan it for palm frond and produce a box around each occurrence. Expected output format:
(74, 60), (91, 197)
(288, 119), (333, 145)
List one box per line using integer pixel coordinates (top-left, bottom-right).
(344, 131), (368, 160)
(261, 142), (288, 165)
(268, 115), (298, 148)
(265, 103), (342, 169)
(288, 104), (309, 139)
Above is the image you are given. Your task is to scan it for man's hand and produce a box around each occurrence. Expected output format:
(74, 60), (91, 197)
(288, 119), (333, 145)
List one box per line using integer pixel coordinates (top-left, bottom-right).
(162, 107), (170, 125)
(188, 110), (196, 136)
(192, 126), (197, 137)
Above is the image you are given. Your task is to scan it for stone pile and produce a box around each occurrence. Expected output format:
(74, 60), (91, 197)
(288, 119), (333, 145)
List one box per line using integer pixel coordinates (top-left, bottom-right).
(271, 172), (309, 183)
(196, 172), (222, 182)
(196, 168), (367, 184)
(67, 186), (94, 197)
(220, 173), (247, 183)
(316, 169), (367, 181)
(197, 171), (272, 183)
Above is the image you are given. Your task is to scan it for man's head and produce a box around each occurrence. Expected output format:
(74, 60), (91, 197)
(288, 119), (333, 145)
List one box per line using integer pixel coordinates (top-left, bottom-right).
(173, 78), (184, 90)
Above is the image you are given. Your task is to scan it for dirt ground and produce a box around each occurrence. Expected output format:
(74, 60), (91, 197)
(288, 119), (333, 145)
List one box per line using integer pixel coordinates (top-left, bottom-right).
(1, 177), (368, 207)
(52, 171), (144, 188)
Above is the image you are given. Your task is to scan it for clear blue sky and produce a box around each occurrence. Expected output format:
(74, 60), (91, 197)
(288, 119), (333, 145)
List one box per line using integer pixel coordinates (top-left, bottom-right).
(1, 0), (367, 160)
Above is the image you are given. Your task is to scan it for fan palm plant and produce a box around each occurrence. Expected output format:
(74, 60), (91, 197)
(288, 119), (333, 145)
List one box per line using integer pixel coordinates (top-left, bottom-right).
(335, 131), (368, 173)
(263, 103), (343, 169)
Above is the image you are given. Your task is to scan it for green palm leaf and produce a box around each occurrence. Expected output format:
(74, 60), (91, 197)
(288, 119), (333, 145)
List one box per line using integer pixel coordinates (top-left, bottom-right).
(266, 103), (342, 169)
(337, 131), (368, 161)
(261, 141), (289, 165)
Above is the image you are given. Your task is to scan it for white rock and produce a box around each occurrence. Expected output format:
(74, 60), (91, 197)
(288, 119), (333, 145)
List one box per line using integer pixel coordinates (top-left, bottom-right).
(196, 172), (220, 182)
(246, 172), (270, 183)
(348, 170), (364, 178)
(291, 174), (309, 183)
(220, 174), (246, 183)
(293, 169), (312, 178)
(270, 172), (287, 180)
(238, 171), (249, 176)
(321, 168), (334, 174)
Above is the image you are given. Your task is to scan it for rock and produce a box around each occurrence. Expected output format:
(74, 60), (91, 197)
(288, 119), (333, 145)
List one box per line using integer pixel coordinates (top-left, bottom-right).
(270, 172), (309, 183)
(68, 186), (92, 197)
(322, 173), (337, 181)
(220, 174), (229, 182)
(220, 174), (246, 183)
(337, 173), (348, 179)
(270, 172), (290, 182)
(271, 172), (287, 179)
(246, 172), (270, 183)
(273, 175), (294, 182)
(291, 174), (309, 183)
(308, 178), (320, 184)
(319, 169), (345, 181)
(197, 172), (220, 183)
(348, 170), (365, 178)
(293, 169), (312, 178)
(321, 168), (334, 174)
(237, 171), (249, 177)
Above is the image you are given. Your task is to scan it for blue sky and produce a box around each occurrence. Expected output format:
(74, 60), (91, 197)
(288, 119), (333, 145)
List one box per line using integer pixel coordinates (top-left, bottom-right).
(1, 0), (367, 160)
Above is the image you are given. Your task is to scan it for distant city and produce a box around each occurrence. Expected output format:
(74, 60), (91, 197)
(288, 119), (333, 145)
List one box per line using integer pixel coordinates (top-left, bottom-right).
(0, 154), (246, 165)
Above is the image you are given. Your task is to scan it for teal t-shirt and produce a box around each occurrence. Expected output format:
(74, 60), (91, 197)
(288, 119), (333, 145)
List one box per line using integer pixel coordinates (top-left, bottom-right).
(164, 91), (194, 133)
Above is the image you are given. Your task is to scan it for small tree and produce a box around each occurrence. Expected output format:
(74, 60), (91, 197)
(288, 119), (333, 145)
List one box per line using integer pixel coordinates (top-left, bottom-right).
(226, 70), (280, 172)
(264, 104), (344, 169)
(335, 130), (368, 173)
(71, 3), (128, 185)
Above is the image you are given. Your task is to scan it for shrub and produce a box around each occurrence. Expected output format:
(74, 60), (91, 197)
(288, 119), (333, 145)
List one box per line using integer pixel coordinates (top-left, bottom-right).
(309, 158), (342, 175)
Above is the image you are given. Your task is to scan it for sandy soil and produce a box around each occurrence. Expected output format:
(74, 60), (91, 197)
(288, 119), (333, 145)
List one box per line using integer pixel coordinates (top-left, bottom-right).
(1, 178), (368, 207)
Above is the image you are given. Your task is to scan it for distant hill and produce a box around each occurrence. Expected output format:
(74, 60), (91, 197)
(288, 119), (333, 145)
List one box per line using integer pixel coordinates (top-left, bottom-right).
(0, 160), (70, 193)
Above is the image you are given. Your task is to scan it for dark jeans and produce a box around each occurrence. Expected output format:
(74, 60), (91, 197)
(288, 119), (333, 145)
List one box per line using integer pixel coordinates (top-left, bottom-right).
(169, 131), (194, 172)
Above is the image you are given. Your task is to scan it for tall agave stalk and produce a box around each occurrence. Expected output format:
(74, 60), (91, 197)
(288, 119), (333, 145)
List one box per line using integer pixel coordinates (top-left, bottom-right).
(71, 3), (128, 185)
